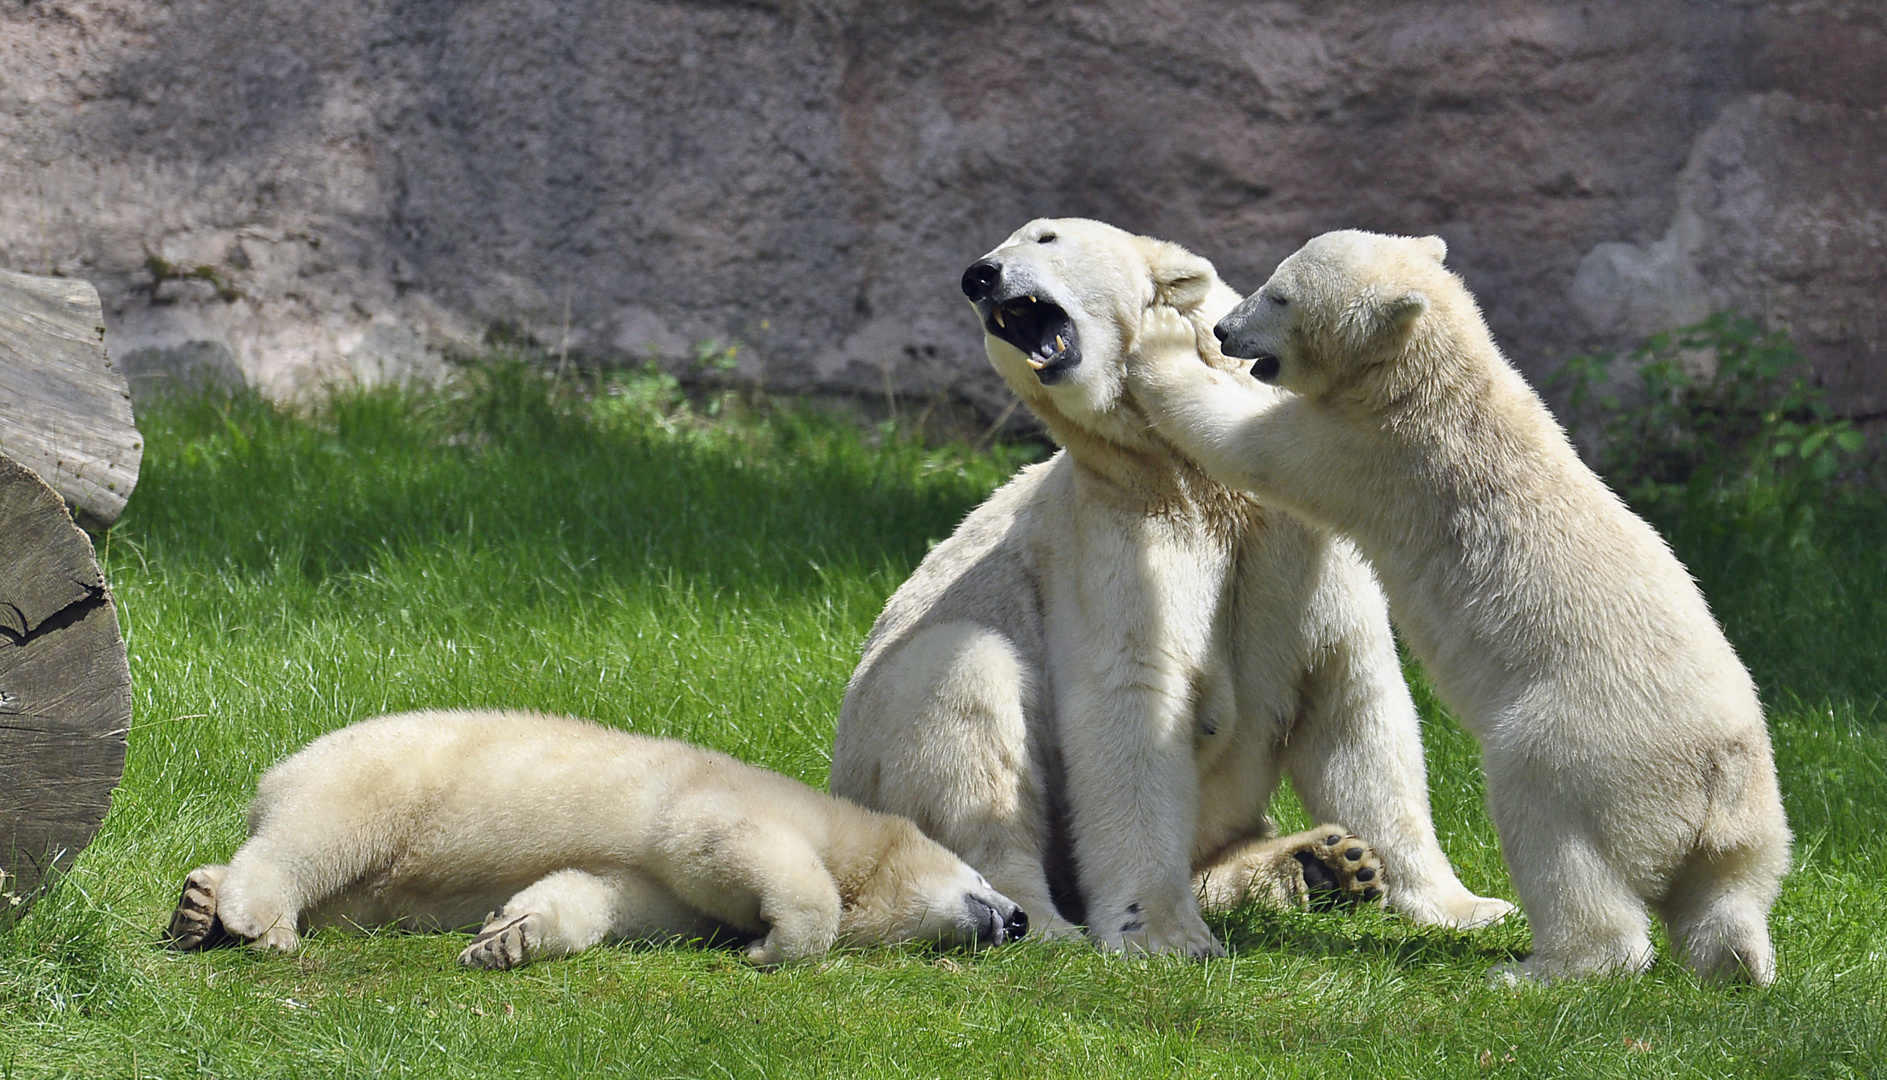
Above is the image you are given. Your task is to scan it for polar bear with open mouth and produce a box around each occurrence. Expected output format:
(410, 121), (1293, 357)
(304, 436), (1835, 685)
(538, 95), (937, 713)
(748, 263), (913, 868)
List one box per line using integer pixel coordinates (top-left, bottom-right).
(830, 218), (1511, 957)
(166, 709), (1029, 968)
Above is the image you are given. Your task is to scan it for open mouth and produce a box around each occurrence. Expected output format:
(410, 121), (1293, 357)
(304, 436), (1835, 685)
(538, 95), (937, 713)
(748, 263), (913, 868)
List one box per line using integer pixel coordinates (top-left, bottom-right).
(981, 294), (1081, 384)
(966, 896), (1030, 946)
(1217, 331), (1280, 381)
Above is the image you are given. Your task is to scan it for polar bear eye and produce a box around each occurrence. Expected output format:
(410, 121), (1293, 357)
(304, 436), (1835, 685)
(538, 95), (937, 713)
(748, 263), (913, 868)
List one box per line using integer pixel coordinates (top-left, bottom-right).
(1037, 232), (1057, 244)
(1270, 293), (1289, 306)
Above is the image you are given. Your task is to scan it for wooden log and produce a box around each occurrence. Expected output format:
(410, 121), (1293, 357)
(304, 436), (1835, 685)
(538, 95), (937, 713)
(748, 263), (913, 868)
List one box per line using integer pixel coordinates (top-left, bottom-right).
(0, 454), (131, 910)
(0, 270), (142, 530)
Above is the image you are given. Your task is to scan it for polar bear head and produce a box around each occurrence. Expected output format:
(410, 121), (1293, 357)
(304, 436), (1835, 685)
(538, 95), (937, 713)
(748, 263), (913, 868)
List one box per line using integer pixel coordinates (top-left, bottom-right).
(836, 819), (1029, 951)
(962, 218), (1242, 443)
(1213, 230), (1461, 401)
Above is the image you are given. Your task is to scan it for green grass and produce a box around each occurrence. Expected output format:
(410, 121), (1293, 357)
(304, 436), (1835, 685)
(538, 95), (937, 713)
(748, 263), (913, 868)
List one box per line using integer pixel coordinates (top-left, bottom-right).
(2, 368), (1883, 1078)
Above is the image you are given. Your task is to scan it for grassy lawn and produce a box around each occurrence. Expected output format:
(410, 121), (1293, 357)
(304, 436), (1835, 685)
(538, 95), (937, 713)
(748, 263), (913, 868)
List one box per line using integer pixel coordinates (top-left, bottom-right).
(2, 367), (1883, 1078)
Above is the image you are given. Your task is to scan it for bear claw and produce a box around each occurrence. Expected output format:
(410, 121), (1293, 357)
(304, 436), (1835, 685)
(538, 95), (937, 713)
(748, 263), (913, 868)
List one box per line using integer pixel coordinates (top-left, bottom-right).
(459, 911), (539, 970)
(166, 865), (232, 950)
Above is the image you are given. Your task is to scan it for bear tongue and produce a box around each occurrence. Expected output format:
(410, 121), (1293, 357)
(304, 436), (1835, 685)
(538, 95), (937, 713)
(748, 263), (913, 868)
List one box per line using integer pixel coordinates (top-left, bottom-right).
(1039, 312), (1076, 363)
(1029, 317), (1080, 381)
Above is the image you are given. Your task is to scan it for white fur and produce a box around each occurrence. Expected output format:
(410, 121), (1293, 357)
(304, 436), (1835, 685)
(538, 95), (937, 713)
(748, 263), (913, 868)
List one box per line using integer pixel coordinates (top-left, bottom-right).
(1130, 229), (1791, 982)
(831, 218), (1510, 958)
(170, 709), (1027, 967)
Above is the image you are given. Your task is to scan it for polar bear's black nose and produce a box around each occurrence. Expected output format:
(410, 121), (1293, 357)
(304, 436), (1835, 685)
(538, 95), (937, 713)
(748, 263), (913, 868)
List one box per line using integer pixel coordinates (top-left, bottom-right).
(1212, 322), (1230, 343)
(1003, 907), (1029, 943)
(962, 260), (1002, 301)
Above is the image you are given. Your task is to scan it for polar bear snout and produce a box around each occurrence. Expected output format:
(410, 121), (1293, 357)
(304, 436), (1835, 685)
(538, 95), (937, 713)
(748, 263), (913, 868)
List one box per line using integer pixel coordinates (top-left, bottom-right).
(1002, 904), (1029, 943)
(1212, 314), (1268, 362)
(962, 255), (1083, 384)
(1213, 308), (1285, 382)
(962, 259), (1002, 301)
(966, 893), (1030, 946)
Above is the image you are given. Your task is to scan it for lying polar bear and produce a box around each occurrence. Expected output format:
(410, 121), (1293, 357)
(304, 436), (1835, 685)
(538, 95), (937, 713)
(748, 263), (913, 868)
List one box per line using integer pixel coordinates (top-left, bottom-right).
(1129, 230), (1791, 983)
(830, 218), (1510, 957)
(166, 709), (1029, 968)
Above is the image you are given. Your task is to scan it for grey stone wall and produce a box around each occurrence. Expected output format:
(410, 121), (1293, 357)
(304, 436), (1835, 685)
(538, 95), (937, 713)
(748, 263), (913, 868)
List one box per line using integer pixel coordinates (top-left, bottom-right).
(2, 0), (1882, 418)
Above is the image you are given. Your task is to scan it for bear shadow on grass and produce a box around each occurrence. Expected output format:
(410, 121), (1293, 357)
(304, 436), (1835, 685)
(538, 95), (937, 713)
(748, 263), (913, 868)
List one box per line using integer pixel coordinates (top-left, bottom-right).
(1208, 904), (1527, 968)
(170, 916), (763, 967)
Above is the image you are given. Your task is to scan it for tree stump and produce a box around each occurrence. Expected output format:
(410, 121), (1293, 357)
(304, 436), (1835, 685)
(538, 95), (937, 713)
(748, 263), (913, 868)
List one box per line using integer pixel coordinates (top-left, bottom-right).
(0, 269), (142, 530)
(0, 454), (131, 911)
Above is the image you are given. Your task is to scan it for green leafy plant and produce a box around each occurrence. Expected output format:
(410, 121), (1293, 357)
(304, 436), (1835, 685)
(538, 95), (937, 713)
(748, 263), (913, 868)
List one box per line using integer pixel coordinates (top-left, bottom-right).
(691, 338), (741, 374)
(687, 339), (744, 418)
(1559, 317), (1885, 701)
(1556, 313), (1866, 507)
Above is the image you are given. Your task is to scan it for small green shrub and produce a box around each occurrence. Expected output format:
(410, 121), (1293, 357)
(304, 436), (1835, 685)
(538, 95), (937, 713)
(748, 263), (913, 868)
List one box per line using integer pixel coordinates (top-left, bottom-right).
(1555, 315), (1885, 704)
(1555, 313), (1868, 510)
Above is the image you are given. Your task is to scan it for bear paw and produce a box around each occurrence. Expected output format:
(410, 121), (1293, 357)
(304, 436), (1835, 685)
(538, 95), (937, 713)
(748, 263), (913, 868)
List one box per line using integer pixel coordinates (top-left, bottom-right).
(1096, 899), (1227, 959)
(254, 922), (302, 954)
(459, 910), (541, 971)
(165, 865), (232, 950)
(744, 936), (787, 967)
(1288, 827), (1387, 911)
(1029, 915), (1087, 943)
(1421, 891), (1514, 930)
(1489, 939), (1655, 986)
(1133, 305), (1199, 369)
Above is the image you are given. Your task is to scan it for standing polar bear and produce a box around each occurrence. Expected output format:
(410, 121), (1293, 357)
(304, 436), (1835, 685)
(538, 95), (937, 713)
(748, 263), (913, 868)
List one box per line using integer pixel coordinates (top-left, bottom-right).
(831, 218), (1511, 957)
(1129, 230), (1791, 983)
(166, 710), (1029, 968)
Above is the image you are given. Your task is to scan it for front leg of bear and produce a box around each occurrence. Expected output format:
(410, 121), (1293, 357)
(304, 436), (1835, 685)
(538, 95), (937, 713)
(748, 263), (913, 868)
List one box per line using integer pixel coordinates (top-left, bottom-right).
(1062, 679), (1220, 958)
(1128, 307), (1255, 482)
(1047, 506), (1231, 960)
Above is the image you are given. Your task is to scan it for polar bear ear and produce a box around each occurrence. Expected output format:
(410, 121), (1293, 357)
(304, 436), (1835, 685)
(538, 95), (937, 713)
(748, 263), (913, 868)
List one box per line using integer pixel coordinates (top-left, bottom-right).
(1369, 288), (1429, 344)
(1414, 236), (1448, 264)
(1142, 239), (1216, 311)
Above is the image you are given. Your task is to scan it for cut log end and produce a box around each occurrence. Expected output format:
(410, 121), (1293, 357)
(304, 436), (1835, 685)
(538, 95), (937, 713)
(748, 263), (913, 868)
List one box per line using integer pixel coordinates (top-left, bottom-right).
(0, 454), (131, 911)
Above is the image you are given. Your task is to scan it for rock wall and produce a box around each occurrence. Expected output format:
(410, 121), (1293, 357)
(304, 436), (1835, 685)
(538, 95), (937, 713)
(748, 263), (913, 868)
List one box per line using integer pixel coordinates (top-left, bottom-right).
(2, 0), (1882, 418)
